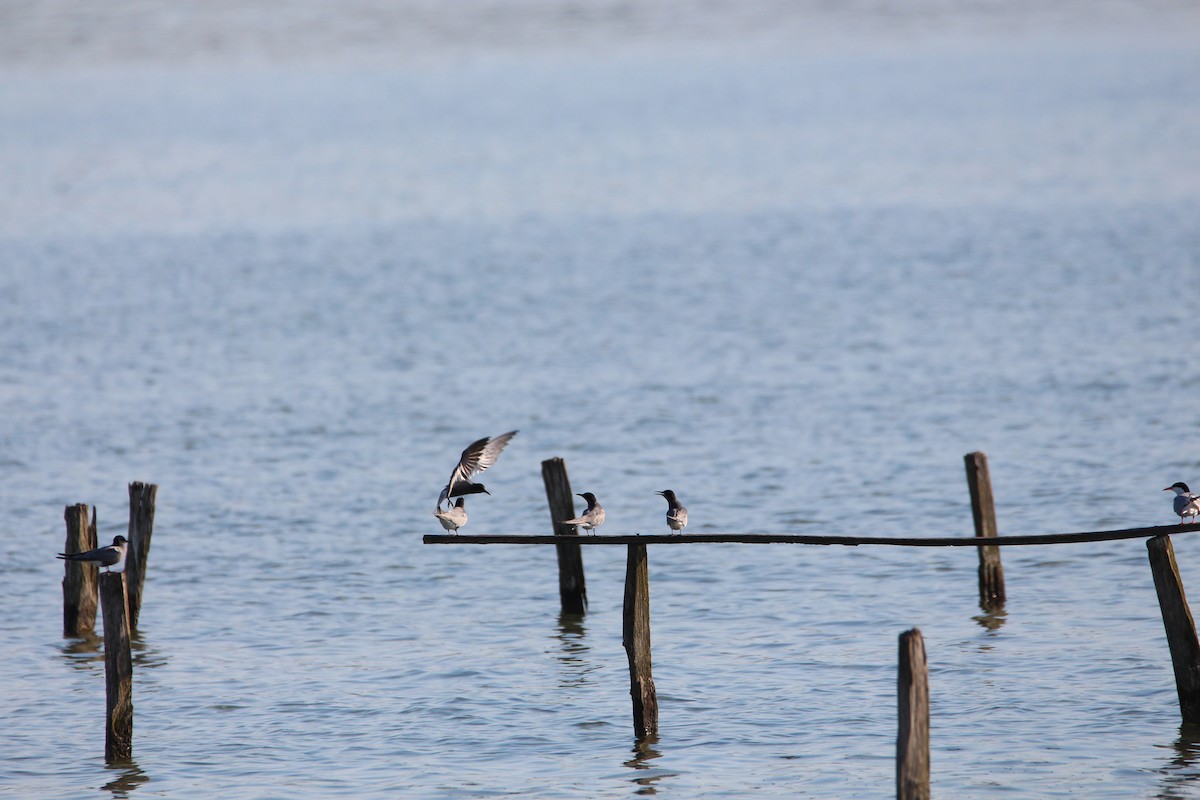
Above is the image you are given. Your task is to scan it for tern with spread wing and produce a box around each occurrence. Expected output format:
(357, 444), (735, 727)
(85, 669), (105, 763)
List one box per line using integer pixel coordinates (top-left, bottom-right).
(436, 430), (518, 510)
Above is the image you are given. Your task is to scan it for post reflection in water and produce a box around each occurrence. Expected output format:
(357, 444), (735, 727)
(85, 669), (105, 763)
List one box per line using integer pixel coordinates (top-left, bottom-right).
(59, 631), (104, 670)
(130, 631), (168, 671)
(972, 608), (1007, 634)
(102, 759), (149, 799)
(1156, 725), (1200, 800)
(624, 735), (673, 796)
(553, 611), (593, 689)
(59, 630), (168, 671)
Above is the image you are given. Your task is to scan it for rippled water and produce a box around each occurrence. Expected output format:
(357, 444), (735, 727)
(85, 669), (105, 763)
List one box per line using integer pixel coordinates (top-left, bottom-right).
(2, 2), (1199, 798)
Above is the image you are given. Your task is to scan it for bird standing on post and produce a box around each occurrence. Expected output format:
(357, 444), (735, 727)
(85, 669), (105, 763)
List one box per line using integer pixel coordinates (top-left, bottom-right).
(1165, 482), (1200, 524)
(561, 492), (605, 535)
(657, 489), (688, 533)
(433, 498), (469, 534)
(436, 430), (518, 510)
(57, 535), (129, 573)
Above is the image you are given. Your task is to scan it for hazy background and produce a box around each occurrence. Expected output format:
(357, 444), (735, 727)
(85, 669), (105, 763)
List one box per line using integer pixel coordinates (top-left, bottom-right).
(2, 2), (1198, 798)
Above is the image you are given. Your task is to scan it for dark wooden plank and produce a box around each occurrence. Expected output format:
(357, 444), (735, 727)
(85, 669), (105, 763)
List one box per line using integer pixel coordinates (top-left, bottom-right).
(1147, 535), (1200, 723)
(965, 452), (1006, 609)
(424, 523), (1200, 547)
(125, 482), (157, 630)
(62, 503), (98, 636)
(542, 458), (587, 614)
(622, 543), (658, 739)
(897, 628), (930, 800)
(99, 572), (134, 763)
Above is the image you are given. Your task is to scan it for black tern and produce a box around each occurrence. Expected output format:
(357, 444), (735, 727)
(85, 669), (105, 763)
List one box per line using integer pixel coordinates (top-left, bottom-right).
(57, 535), (128, 573)
(561, 492), (605, 535)
(1165, 482), (1200, 524)
(656, 489), (688, 533)
(434, 497), (469, 533)
(437, 430), (518, 510)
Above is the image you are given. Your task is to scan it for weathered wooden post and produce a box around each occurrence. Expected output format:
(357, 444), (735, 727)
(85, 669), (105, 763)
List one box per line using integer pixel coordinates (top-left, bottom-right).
(99, 572), (133, 762)
(125, 482), (157, 630)
(622, 544), (658, 738)
(897, 628), (930, 800)
(62, 504), (98, 636)
(542, 459), (587, 614)
(1147, 535), (1200, 723)
(964, 452), (1005, 609)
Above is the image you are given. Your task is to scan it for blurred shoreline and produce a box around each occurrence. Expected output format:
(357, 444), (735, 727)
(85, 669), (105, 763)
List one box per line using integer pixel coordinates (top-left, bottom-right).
(2, 0), (1197, 71)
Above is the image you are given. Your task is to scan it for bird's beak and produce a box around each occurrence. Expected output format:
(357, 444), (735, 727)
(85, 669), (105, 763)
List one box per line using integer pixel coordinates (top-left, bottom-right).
(482, 488), (491, 495)
(1165, 487), (1173, 492)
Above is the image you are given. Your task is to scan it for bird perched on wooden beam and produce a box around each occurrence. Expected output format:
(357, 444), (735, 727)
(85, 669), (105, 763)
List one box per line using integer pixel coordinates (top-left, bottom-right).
(1165, 482), (1200, 524)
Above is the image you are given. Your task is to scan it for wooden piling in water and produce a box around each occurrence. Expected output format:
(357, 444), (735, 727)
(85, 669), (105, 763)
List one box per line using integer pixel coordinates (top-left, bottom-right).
(62, 504), (98, 637)
(622, 543), (658, 739)
(1147, 535), (1200, 723)
(125, 482), (157, 630)
(964, 452), (1005, 609)
(542, 458), (587, 614)
(99, 572), (133, 762)
(897, 628), (930, 800)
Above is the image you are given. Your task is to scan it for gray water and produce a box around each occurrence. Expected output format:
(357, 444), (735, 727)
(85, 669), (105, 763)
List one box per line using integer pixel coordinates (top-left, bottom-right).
(2, 2), (1200, 797)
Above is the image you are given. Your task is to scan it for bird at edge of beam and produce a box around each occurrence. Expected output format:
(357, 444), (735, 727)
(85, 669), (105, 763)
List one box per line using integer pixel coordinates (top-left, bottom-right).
(1165, 482), (1200, 524)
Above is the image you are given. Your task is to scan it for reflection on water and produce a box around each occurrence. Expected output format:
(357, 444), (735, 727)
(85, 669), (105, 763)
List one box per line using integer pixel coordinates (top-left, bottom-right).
(58, 630), (167, 670)
(60, 631), (104, 669)
(130, 631), (168, 671)
(102, 759), (149, 799)
(1156, 725), (1200, 800)
(972, 608), (1007, 634)
(624, 735), (673, 796)
(553, 611), (593, 689)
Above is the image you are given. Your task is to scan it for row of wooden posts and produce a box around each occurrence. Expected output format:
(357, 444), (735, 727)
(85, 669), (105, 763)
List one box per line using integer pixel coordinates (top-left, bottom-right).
(540, 451), (1008, 616)
(59, 482), (157, 764)
(427, 452), (1200, 800)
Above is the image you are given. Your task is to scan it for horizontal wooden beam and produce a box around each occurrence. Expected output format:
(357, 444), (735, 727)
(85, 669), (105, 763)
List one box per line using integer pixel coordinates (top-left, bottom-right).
(424, 523), (1200, 547)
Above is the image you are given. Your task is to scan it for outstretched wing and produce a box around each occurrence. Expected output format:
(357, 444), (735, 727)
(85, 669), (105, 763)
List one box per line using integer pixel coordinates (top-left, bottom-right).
(439, 430), (518, 506)
(460, 430), (517, 479)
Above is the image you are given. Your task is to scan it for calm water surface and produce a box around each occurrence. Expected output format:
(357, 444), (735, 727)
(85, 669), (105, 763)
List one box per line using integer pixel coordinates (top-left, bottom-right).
(2, 2), (1199, 798)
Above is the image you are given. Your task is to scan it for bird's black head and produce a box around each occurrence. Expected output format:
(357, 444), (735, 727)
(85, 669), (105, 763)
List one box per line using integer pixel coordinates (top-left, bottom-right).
(113, 535), (128, 546)
(455, 497), (466, 508)
(452, 481), (490, 497)
(1167, 482), (1191, 493)
(657, 490), (676, 501)
(577, 492), (597, 504)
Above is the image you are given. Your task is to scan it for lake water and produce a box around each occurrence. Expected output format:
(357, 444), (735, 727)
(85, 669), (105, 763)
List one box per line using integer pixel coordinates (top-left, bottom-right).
(2, 2), (1199, 797)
